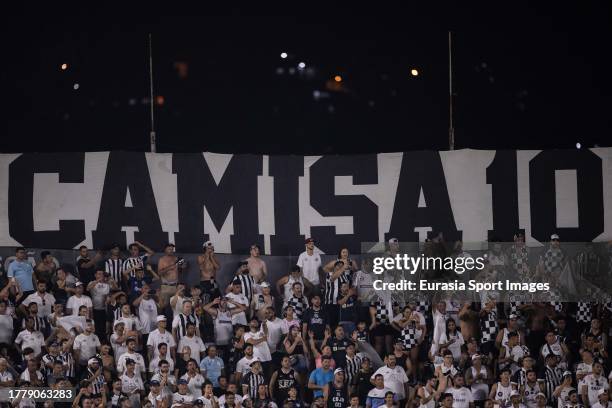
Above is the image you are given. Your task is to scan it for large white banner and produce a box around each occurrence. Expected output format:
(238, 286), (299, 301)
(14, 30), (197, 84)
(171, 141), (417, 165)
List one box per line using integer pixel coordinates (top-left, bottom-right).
(0, 149), (610, 254)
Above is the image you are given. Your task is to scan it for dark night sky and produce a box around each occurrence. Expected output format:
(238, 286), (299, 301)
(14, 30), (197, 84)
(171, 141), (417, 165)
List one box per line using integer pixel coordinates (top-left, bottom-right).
(1, 5), (611, 154)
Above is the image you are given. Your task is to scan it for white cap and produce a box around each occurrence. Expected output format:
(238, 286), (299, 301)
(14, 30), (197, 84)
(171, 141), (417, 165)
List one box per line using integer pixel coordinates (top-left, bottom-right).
(156, 315), (167, 322)
(203, 241), (213, 248)
(471, 354), (481, 361)
(334, 368), (345, 375)
(388, 238), (399, 244)
(88, 358), (98, 366)
(260, 282), (270, 288)
(75, 281), (83, 287)
(551, 234), (560, 240)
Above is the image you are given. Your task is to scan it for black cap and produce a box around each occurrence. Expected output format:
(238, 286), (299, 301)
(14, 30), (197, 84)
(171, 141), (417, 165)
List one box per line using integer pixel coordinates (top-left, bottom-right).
(110, 243), (121, 249)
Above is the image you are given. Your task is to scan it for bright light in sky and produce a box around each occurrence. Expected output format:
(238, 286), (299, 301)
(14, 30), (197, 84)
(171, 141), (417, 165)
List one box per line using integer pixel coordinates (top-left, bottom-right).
(298, 62), (306, 69)
(280, 52), (288, 59)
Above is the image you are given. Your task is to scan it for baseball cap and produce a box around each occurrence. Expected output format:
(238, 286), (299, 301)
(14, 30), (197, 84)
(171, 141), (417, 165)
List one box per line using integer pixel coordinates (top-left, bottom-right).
(203, 241), (213, 248)
(388, 238), (399, 244)
(305, 238), (314, 244)
(536, 393), (546, 399)
(149, 380), (160, 386)
(509, 314), (518, 320)
(563, 371), (572, 377)
(260, 282), (270, 288)
(75, 281), (83, 287)
(178, 378), (189, 385)
(471, 354), (481, 361)
(156, 315), (167, 322)
(249, 358), (261, 366)
(110, 243), (121, 249)
(334, 368), (344, 375)
(551, 234), (560, 240)
(87, 358), (98, 366)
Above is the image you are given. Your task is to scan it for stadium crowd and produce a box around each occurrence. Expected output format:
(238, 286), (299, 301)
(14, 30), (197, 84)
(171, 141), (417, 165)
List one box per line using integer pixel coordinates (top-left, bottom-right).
(1, 234), (612, 408)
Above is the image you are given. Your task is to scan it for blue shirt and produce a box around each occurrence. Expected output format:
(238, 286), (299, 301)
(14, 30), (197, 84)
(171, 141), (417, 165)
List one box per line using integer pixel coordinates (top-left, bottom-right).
(8, 260), (34, 292)
(308, 368), (333, 398)
(200, 356), (224, 387)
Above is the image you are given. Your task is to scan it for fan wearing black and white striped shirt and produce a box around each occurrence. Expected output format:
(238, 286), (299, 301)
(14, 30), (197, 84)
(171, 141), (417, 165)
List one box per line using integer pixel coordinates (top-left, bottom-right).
(122, 241), (155, 280)
(172, 299), (200, 342)
(324, 261), (350, 328)
(105, 243), (125, 286)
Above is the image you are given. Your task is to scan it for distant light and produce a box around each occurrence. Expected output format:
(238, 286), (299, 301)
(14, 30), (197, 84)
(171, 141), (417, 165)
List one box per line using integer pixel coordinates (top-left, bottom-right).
(156, 95), (165, 106)
(73, 83), (80, 90)
(61, 63), (68, 70)
(275, 67), (284, 75)
(288, 67), (296, 75)
(298, 62), (306, 69)
(576, 142), (582, 149)
(128, 98), (137, 106)
(334, 75), (342, 82)
(410, 69), (419, 76)
(280, 52), (288, 59)
(313, 90), (321, 100)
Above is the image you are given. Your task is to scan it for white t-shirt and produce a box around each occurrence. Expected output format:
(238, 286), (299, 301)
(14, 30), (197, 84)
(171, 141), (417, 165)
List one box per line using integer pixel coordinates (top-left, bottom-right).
(178, 335), (207, 362)
(297, 250), (322, 285)
(22, 292), (56, 317)
(73, 332), (101, 364)
(147, 329), (177, 357)
(449, 386), (474, 408)
(439, 331), (465, 361)
(371, 365), (409, 399)
(89, 282), (110, 310)
(120, 373), (145, 394)
(265, 318), (288, 353)
(138, 298), (159, 334)
(181, 373), (206, 398)
(236, 355), (257, 376)
(110, 333), (128, 359)
(66, 294), (93, 315)
(584, 374), (609, 406)
(0, 369), (14, 383)
(244, 330), (272, 362)
(117, 351), (146, 376)
(172, 392), (194, 408)
(225, 293), (249, 325)
(149, 355), (175, 374)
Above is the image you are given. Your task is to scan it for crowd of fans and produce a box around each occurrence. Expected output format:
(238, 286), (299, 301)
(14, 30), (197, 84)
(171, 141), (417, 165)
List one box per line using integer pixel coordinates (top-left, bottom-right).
(0, 234), (612, 408)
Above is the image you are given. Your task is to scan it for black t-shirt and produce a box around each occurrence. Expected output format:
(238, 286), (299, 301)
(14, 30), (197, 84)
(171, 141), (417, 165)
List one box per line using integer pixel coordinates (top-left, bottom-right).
(326, 381), (348, 408)
(303, 307), (327, 340)
(353, 370), (373, 405)
(326, 337), (352, 367)
(175, 358), (190, 377)
(77, 258), (96, 286)
(338, 295), (357, 322)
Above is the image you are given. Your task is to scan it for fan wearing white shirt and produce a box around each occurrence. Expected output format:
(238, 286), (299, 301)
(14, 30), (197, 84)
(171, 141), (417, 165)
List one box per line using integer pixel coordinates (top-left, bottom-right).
(173, 379), (195, 408)
(0, 358), (15, 387)
(115, 303), (143, 347)
(116, 337), (146, 377)
(0, 301), (15, 345)
(263, 307), (288, 355)
(148, 315), (177, 362)
(235, 344), (257, 382)
(297, 238), (322, 287)
(20, 280), (55, 318)
(73, 319), (101, 367)
(15, 317), (46, 358)
(121, 359), (145, 405)
(225, 281), (250, 325)
(149, 343), (176, 374)
(448, 374), (475, 408)
(243, 318), (272, 363)
(370, 354), (410, 401)
(178, 322), (207, 362)
(66, 281), (93, 317)
(133, 286), (160, 337)
(181, 359), (207, 398)
(151, 359), (178, 396)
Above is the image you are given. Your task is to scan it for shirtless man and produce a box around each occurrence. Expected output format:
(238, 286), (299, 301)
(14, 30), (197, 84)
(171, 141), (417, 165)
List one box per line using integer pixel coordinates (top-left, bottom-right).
(198, 241), (220, 283)
(157, 243), (182, 308)
(245, 244), (267, 286)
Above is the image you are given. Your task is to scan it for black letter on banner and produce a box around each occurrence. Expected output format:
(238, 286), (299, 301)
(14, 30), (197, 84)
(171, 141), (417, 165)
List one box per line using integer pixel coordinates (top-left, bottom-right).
(387, 151), (462, 242)
(529, 149), (604, 242)
(173, 153), (264, 253)
(309, 155), (378, 254)
(92, 152), (167, 249)
(269, 156), (305, 255)
(9, 153), (86, 248)
(487, 150), (520, 241)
